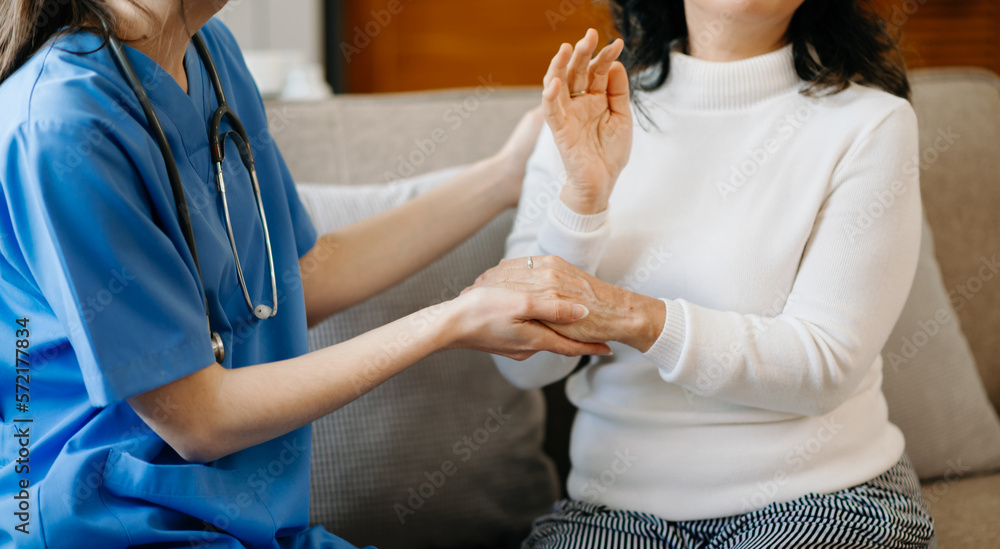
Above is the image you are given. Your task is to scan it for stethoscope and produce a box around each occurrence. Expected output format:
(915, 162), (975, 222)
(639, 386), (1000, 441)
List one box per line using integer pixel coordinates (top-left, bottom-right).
(105, 27), (278, 364)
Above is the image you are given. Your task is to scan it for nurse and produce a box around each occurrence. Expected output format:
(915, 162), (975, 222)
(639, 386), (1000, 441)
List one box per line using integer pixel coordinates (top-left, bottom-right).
(0, 1), (615, 547)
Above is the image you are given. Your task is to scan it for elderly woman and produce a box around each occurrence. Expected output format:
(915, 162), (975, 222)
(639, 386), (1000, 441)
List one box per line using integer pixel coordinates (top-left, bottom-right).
(475, 0), (934, 547)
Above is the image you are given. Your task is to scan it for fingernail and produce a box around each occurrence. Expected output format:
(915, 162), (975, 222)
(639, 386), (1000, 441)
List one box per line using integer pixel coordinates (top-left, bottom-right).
(572, 304), (589, 320)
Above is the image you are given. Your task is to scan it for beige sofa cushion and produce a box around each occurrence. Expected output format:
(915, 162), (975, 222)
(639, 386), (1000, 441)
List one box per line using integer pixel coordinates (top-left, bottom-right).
(298, 169), (558, 549)
(909, 69), (1000, 411)
(882, 218), (1000, 479)
(923, 474), (1000, 547)
(268, 88), (540, 186)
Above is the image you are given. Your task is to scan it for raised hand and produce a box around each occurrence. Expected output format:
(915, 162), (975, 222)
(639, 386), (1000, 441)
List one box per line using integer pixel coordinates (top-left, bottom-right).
(543, 29), (633, 215)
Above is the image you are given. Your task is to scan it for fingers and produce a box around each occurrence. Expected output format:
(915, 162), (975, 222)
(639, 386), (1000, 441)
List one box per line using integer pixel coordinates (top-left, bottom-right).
(542, 76), (567, 132)
(537, 331), (613, 358)
(566, 29), (599, 94)
(519, 296), (589, 325)
(607, 61), (632, 117)
(543, 42), (572, 91)
(587, 39), (624, 95)
(543, 42), (573, 130)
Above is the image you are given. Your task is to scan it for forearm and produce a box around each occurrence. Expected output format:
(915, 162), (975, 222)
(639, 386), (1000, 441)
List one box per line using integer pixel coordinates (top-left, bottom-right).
(130, 305), (449, 463)
(301, 156), (511, 326)
(130, 286), (608, 463)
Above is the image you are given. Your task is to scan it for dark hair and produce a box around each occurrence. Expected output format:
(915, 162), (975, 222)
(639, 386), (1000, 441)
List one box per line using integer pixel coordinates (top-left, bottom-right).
(0, 0), (166, 85)
(610, 0), (911, 101)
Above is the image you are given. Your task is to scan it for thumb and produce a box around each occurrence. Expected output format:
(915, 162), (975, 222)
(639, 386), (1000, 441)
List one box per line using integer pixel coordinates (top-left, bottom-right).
(522, 298), (589, 324)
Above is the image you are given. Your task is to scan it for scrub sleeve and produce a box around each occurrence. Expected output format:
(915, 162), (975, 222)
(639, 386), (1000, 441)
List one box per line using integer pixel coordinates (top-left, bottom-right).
(0, 20), (366, 549)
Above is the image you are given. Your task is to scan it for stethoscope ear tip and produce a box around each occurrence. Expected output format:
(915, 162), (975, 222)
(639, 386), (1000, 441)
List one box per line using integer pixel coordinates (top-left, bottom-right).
(254, 305), (273, 320)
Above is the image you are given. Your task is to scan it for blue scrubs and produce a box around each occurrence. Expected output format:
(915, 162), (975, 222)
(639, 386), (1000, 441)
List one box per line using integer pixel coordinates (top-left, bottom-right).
(0, 20), (361, 548)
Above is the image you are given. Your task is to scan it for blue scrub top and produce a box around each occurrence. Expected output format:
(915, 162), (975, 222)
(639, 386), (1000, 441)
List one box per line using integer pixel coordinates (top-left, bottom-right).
(0, 20), (358, 549)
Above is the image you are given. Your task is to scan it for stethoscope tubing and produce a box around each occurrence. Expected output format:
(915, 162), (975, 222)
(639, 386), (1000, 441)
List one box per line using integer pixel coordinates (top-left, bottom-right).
(103, 26), (279, 362)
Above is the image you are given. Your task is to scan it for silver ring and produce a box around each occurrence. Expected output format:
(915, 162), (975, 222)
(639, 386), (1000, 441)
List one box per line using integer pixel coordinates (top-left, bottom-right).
(569, 91), (587, 98)
(526, 256), (534, 269)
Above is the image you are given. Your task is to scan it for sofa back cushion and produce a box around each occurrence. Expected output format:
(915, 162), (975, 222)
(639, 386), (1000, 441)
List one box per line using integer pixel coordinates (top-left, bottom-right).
(297, 169), (558, 549)
(908, 69), (1000, 409)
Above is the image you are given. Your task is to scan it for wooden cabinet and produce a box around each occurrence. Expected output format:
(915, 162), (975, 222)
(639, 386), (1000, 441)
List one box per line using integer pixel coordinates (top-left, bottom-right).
(330, 0), (1000, 93)
(875, 0), (1000, 72)
(333, 0), (610, 92)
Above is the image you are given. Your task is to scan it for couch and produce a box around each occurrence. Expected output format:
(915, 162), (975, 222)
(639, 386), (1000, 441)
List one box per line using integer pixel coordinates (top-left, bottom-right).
(266, 68), (1000, 548)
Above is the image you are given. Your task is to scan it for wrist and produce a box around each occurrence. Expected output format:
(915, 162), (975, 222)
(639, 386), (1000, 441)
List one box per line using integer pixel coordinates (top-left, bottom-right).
(559, 184), (608, 215)
(618, 292), (665, 353)
(436, 293), (494, 352)
(415, 299), (464, 352)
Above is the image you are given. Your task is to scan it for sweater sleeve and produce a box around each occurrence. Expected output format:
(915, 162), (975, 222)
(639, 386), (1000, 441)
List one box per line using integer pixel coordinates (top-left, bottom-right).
(643, 103), (922, 416)
(492, 124), (612, 389)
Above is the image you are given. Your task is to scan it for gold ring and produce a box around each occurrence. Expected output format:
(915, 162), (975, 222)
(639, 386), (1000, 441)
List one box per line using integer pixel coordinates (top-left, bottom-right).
(570, 91), (587, 98)
(526, 256), (534, 269)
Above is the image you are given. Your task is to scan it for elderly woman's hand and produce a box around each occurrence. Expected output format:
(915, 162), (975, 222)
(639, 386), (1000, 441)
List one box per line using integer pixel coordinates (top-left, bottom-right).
(469, 256), (665, 353)
(543, 29), (633, 215)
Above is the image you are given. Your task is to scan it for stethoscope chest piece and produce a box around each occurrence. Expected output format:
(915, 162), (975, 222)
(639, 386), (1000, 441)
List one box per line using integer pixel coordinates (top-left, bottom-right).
(106, 26), (279, 366)
(211, 331), (225, 363)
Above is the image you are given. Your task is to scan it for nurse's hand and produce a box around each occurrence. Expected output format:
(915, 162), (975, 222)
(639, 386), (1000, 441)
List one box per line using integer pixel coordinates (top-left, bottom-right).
(468, 256), (665, 353)
(445, 286), (612, 360)
(543, 29), (632, 215)
(492, 106), (545, 208)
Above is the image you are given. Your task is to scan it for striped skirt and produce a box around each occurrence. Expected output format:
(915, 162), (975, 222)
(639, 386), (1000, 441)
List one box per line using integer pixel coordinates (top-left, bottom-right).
(523, 455), (934, 549)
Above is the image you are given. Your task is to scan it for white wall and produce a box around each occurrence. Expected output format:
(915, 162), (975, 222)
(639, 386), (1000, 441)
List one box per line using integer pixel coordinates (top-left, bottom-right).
(215, 0), (323, 65)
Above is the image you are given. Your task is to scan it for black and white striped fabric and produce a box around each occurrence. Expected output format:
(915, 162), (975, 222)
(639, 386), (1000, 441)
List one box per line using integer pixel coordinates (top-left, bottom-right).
(523, 455), (934, 549)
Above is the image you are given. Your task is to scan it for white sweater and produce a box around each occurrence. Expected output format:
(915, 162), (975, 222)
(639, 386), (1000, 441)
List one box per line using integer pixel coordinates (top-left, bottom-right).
(494, 44), (922, 521)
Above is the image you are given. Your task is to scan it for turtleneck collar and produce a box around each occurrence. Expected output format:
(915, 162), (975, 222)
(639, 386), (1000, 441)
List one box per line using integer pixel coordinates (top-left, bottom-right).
(652, 42), (803, 112)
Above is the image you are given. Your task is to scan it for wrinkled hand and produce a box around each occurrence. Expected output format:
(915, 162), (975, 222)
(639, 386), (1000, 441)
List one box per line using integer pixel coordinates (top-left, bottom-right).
(447, 286), (612, 360)
(468, 256), (664, 352)
(543, 29), (633, 215)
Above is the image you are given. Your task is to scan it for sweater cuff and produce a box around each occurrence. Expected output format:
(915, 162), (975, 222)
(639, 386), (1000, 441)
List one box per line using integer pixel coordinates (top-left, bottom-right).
(536, 197), (611, 273)
(642, 298), (686, 377)
(550, 197), (609, 233)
